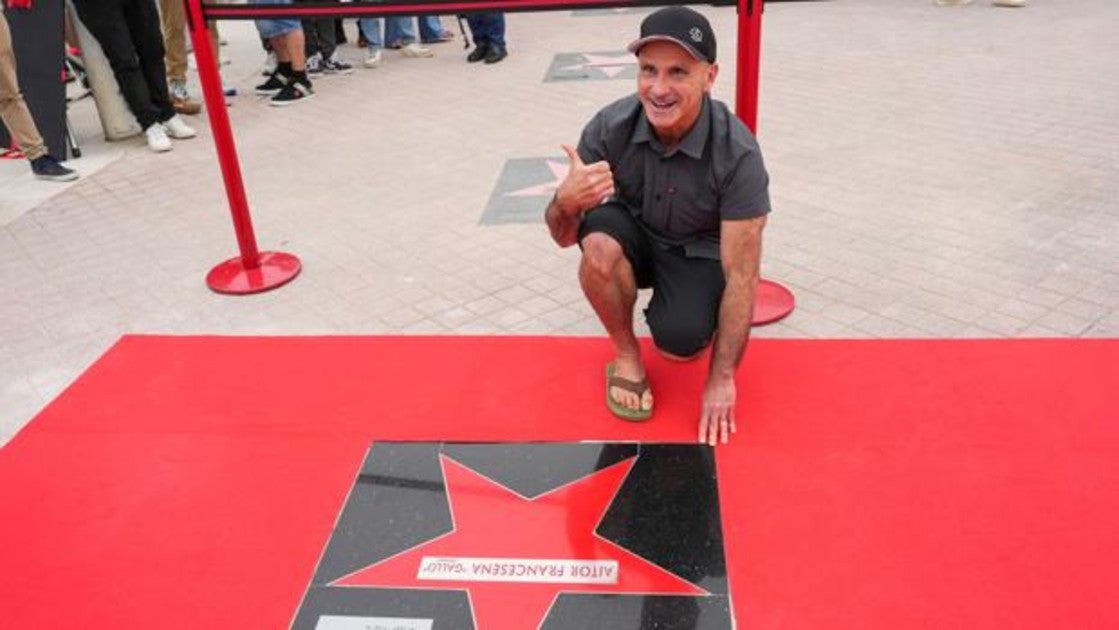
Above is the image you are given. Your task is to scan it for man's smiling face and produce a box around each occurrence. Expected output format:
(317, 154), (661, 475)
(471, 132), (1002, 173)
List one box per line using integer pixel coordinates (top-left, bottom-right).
(636, 40), (718, 148)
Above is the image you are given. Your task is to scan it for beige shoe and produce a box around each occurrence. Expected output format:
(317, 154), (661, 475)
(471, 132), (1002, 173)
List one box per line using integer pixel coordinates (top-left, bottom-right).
(399, 42), (433, 58)
(993, 0), (1026, 6)
(363, 48), (382, 69)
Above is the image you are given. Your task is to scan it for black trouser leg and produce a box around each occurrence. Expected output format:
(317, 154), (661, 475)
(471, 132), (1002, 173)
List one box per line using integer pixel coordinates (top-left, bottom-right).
(300, 19), (320, 57)
(122, 0), (174, 122)
(73, 0), (163, 129)
(299, 0), (336, 59)
(315, 18), (337, 59)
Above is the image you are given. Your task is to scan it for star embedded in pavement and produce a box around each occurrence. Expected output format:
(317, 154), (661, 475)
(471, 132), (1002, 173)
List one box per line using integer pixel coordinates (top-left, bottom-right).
(560, 52), (636, 78)
(503, 159), (569, 198)
(332, 454), (707, 630)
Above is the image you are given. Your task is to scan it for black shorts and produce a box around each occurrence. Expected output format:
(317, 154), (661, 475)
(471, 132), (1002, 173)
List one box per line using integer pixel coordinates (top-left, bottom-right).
(578, 203), (725, 357)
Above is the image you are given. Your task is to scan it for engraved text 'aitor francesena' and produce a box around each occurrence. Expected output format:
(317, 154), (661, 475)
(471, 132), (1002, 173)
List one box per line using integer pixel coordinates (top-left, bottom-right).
(417, 557), (619, 584)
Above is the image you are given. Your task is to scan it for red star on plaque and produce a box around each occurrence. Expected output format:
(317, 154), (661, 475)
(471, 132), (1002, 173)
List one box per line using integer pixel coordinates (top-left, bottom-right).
(332, 455), (707, 629)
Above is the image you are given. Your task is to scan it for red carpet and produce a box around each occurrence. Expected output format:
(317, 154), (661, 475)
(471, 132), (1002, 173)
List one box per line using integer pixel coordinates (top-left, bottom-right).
(1, 335), (1116, 628)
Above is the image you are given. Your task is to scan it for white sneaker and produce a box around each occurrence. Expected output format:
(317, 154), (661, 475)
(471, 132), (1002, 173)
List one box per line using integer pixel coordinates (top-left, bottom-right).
(399, 43), (433, 58)
(363, 48), (382, 68)
(162, 114), (197, 140)
(992, 0), (1026, 6)
(145, 123), (172, 152)
(260, 51), (278, 76)
(306, 51), (324, 76)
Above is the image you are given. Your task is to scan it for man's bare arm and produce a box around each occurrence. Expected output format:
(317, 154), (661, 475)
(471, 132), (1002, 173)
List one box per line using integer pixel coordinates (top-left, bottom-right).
(699, 215), (766, 445)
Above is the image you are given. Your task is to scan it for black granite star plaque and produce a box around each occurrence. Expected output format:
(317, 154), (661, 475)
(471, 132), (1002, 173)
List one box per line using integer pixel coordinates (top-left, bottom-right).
(290, 442), (731, 629)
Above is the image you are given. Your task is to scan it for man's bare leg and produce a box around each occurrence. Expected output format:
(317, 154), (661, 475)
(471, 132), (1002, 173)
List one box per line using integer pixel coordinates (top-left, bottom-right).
(579, 233), (653, 413)
(271, 30), (306, 72)
(285, 29), (306, 71)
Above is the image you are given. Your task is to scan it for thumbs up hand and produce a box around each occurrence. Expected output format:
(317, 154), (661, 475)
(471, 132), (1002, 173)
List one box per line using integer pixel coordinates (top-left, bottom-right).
(554, 144), (615, 218)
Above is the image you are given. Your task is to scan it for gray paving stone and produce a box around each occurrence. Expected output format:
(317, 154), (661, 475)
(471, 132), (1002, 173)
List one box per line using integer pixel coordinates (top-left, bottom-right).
(1031, 309), (1099, 337)
(1083, 314), (1119, 338)
(975, 311), (1031, 338)
(992, 298), (1051, 323)
(1055, 297), (1112, 321)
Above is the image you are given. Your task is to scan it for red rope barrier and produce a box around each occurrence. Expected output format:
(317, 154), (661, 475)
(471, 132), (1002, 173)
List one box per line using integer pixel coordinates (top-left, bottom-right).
(201, 0), (736, 20)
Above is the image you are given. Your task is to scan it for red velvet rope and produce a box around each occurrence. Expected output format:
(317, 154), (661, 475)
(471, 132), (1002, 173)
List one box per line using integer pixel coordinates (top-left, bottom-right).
(200, 0), (735, 20)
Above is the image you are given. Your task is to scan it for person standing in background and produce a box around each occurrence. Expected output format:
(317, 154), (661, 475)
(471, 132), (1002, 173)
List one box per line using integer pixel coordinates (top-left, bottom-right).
(357, 17), (433, 69)
(465, 12), (506, 65)
(297, 0), (354, 76)
(419, 15), (454, 44)
(156, 0), (201, 115)
(251, 0), (314, 106)
(1, 0), (77, 180)
(68, 0), (197, 152)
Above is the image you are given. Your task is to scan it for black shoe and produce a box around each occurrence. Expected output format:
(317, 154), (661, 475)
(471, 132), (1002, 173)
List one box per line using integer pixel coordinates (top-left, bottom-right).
(30, 155), (78, 182)
(484, 46), (508, 64)
(254, 71), (287, 95)
(270, 79), (314, 107)
(467, 43), (490, 63)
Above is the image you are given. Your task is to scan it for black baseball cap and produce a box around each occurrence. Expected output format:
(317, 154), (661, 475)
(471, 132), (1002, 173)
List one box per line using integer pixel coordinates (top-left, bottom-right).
(626, 6), (717, 64)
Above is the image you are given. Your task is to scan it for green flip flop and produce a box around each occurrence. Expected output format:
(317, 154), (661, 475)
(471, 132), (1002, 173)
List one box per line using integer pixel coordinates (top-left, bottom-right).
(606, 362), (653, 422)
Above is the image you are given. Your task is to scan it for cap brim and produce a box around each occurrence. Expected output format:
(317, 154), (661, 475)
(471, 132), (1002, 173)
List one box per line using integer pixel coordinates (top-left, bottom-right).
(626, 35), (708, 62)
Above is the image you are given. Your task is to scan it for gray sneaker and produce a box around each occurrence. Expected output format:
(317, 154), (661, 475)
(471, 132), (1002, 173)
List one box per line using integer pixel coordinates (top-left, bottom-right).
(306, 52), (324, 76)
(30, 155), (78, 182)
(323, 52), (355, 75)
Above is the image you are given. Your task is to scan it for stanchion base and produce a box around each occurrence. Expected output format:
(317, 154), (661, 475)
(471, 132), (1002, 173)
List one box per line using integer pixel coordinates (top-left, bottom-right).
(206, 251), (301, 295)
(752, 278), (796, 326)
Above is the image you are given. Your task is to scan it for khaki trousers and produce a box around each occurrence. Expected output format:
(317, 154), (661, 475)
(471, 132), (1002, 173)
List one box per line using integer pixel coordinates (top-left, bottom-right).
(0, 9), (47, 160)
(159, 0), (222, 83)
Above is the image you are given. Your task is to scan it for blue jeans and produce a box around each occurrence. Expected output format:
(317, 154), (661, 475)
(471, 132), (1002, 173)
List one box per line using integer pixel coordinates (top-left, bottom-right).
(358, 17), (416, 50)
(466, 13), (505, 49)
(252, 0), (301, 39)
(418, 15), (447, 43)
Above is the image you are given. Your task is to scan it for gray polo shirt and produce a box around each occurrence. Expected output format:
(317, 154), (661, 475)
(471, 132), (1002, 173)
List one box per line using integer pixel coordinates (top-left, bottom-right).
(577, 93), (771, 260)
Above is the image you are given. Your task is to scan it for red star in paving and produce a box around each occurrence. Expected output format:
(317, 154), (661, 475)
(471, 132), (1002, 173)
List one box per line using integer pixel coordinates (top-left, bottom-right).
(560, 52), (636, 78)
(332, 454), (707, 629)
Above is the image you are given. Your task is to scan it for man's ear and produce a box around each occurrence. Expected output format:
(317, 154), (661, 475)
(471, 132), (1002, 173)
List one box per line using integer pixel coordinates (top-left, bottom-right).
(705, 62), (719, 92)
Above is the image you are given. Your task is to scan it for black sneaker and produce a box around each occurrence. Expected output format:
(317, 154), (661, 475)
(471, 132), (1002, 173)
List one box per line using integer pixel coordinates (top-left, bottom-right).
(467, 43), (490, 63)
(254, 72), (287, 96)
(484, 46), (508, 65)
(30, 155), (78, 182)
(270, 80), (314, 107)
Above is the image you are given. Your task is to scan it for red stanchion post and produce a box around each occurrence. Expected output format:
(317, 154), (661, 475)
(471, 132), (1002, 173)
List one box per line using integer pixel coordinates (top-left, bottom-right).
(736, 0), (763, 133)
(184, 0), (301, 295)
(736, 0), (795, 325)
